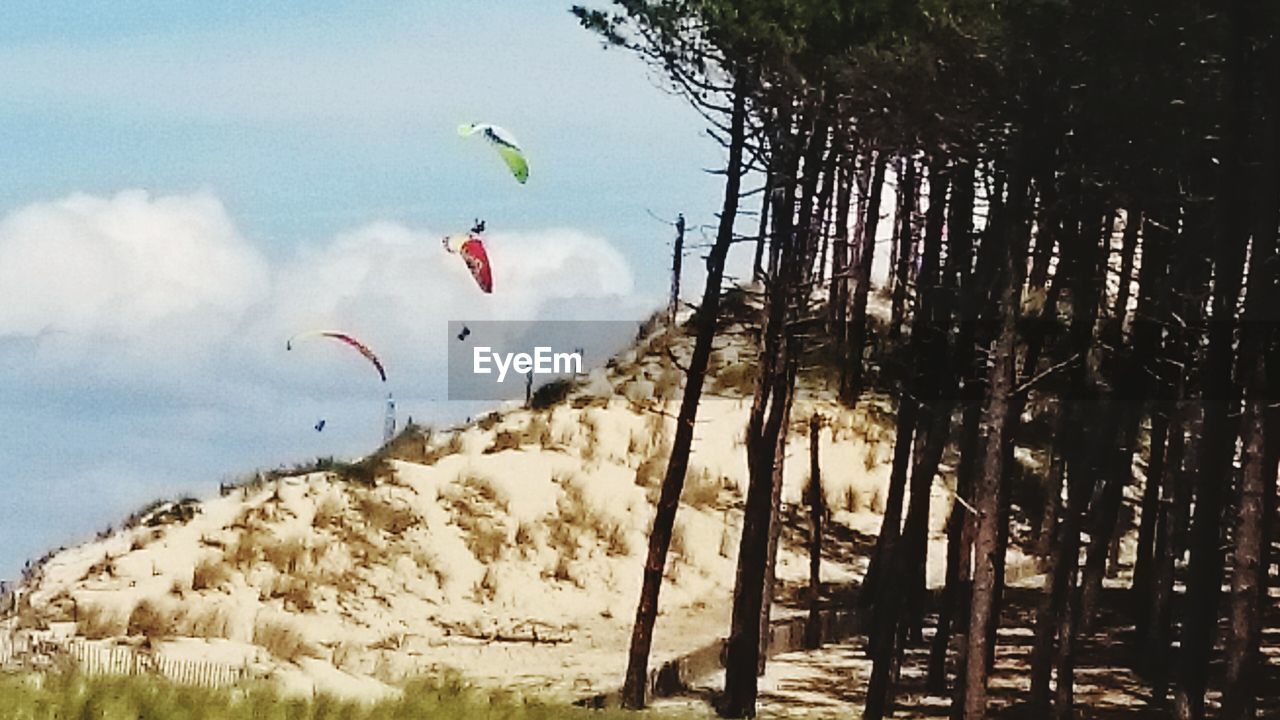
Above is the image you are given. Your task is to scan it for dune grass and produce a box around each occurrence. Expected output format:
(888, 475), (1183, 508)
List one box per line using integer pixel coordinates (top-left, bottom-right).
(0, 672), (708, 719)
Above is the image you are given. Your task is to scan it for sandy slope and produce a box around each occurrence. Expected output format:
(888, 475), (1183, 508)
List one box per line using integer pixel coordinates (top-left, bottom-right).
(9, 319), (987, 702)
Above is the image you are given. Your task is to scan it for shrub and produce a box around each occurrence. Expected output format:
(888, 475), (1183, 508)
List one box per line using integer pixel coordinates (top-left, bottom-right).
(127, 599), (174, 639)
(356, 494), (419, 535)
(379, 423), (434, 464)
(682, 467), (723, 509)
(262, 535), (309, 574)
(77, 603), (126, 639)
(530, 378), (576, 410)
(333, 456), (394, 486)
(175, 605), (233, 640)
(521, 414), (555, 448)
(486, 429), (522, 454)
(313, 494), (346, 530)
(634, 454), (667, 489)
(252, 615), (317, 662)
(266, 575), (315, 612)
(714, 362), (759, 395)
(191, 557), (232, 591)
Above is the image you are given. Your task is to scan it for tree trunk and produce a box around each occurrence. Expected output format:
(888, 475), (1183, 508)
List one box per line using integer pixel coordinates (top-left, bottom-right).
(669, 213), (685, 325)
(861, 392), (918, 606)
(1222, 43), (1278, 714)
(758, 394), (792, 673)
(720, 109), (804, 717)
(721, 332), (797, 718)
(1109, 206), (1142, 340)
(842, 152), (889, 404)
(1172, 4), (1254, 714)
(621, 78), (747, 709)
(927, 158), (980, 693)
(958, 159), (1030, 720)
(805, 414), (825, 650)
(752, 171), (773, 283)
(830, 153), (854, 344)
(890, 156), (917, 341)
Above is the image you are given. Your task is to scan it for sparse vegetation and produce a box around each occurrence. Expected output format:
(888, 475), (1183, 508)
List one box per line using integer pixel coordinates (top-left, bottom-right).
(176, 604), (235, 639)
(77, 603), (127, 640)
(356, 494), (419, 535)
(681, 467), (723, 509)
(127, 599), (174, 639)
(191, 557), (232, 591)
(378, 423), (434, 465)
(252, 615), (317, 662)
(530, 378), (576, 410)
(486, 429), (522, 454)
(0, 673), (704, 719)
(713, 361), (758, 396)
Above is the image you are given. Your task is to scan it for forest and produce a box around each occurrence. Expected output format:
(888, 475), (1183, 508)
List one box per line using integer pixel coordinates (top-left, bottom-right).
(572, 1), (1280, 718)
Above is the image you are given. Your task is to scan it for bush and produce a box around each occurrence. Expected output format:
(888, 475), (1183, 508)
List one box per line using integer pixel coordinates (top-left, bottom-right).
(356, 494), (419, 535)
(0, 672), (710, 719)
(379, 423), (434, 464)
(530, 378), (576, 410)
(191, 558), (232, 591)
(127, 599), (174, 639)
(252, 615), (317, 662)
(486, 429), (522, 454)
(681, 467), (723, 509)
(78, 603), (126, 639)
(333, 456), (394, 486)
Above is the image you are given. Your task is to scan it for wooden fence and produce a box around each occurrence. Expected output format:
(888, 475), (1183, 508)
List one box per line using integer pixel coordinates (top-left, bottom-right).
(0, 633), (253, 688)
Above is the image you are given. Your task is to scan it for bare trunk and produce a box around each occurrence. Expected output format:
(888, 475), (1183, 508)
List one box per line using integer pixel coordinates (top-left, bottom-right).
(890, 156), (917, 341)
(805, 415), (825, 649)
(669, 214), (685, 325)
(842, 152), (889, 403)
(958, 159), (1030, 720)
(1173, 5), (1253, 713)
(621, 80), (747, 709)
(758, 395), (792, 674)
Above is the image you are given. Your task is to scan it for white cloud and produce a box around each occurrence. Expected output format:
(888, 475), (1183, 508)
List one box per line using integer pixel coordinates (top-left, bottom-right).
(0, 189), (268, 340)
(0, 190), (650, 398)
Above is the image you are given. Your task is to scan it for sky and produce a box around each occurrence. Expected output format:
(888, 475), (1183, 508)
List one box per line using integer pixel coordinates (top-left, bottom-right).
(0, 2), (739, 580)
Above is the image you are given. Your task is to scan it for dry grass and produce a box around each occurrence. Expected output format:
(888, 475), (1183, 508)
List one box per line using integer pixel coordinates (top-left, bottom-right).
(714, 362), (759, 395)
(521, 414), (555, 449)
(127, 599), (174, 639)
(380, 423), (434, 464)
(551, 475), (629, 557)
(634, 453), (667, 489)
(252, 614), (317, 662)
(265, 574), (315, 612)
(446, 474), (510, 563)
(418, 432), (465, 465)
(191, 557), (232, 591)
(530, 378), (576, 410)
(356, 493), (419, 535)
(77, 603), (127, 639)
(486, 429), (523, 454)
(228, 529), (268, 571)
(579, 414), (602, 462)
(262, 535), (309, 573)
(682, 466), (724, 509)
(654, 365), (684, 402)
(175, 604), (235, 640)
(313, 493), (346, 530)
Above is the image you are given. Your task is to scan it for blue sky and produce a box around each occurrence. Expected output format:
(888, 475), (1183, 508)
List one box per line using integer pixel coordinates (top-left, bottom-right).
(0, 2), (736, 579)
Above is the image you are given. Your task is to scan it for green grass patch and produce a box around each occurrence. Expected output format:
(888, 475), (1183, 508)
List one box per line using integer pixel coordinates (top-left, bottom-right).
(0, 672), (707, 719)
